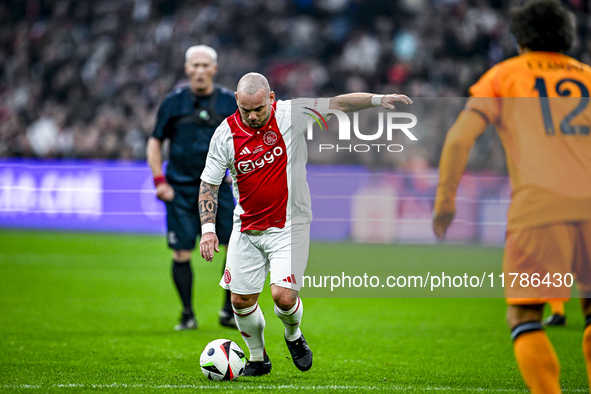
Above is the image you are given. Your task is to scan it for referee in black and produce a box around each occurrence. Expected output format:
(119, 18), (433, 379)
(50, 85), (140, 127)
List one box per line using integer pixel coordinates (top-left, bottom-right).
(147, 45), (236, 330)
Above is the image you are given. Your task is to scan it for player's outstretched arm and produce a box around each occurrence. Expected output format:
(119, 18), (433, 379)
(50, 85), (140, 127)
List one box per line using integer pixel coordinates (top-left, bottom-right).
(433, 109), (488, 239)
(329, 93), (413, 112)
(199, 181), (220, 262)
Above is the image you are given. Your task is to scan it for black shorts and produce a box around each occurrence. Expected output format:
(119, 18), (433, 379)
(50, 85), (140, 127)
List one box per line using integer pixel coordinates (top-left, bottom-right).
(165, 182), (234, 250)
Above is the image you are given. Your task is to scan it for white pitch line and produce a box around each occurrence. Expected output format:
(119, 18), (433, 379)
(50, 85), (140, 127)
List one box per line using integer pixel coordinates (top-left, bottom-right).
(0, 383), (588, 392)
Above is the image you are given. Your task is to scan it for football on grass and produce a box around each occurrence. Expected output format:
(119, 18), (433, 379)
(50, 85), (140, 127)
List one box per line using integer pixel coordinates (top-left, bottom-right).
(200, 339), (246, 381)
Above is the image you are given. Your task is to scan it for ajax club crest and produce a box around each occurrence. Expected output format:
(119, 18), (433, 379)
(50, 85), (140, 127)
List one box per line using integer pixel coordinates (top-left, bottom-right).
(263, 130), (278, 146)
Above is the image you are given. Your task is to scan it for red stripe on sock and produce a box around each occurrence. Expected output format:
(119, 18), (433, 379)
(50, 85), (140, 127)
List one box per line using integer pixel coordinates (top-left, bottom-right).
(286, 297), (301, 316)
(233, 304), (258, 317)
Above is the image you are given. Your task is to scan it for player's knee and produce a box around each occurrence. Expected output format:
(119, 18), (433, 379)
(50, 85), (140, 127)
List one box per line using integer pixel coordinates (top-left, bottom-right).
(272, 289), (296, 311)
(231, 293), (257, 310)
(506, 304), (544, 329)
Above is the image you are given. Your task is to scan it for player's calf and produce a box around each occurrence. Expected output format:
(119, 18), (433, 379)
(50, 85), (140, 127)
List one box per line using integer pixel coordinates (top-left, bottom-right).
(274, 297), (312, 371)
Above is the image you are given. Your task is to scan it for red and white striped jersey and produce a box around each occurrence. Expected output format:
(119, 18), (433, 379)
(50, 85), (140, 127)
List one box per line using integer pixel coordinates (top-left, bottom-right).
(201, 98), (331, 232)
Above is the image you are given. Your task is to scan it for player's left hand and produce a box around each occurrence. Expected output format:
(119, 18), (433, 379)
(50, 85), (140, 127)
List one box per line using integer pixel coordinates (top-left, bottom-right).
(199, 232), (220, 262)
(432, 211), (454, 240)
(380, 94), (413, 110)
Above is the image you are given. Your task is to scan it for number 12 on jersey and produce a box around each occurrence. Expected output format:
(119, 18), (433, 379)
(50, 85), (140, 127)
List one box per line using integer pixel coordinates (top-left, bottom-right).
(533, 77), (590, 136)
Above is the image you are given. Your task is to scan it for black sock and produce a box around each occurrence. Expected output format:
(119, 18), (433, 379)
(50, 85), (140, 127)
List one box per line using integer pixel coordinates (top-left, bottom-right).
(223, 289), (233, 313)
(172, 260), (193, 316)
(221, 256), (233, 313)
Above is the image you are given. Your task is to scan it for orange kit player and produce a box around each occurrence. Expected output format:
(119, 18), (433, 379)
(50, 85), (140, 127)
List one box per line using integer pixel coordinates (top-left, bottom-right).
(432, 0), (591, 392)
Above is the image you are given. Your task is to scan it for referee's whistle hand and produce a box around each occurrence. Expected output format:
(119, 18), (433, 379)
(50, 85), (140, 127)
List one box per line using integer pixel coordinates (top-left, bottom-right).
(199, 233), (220, 262)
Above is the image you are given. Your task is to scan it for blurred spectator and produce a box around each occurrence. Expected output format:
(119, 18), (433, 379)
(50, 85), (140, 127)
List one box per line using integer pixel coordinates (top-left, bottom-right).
(1, 0), (590, 175)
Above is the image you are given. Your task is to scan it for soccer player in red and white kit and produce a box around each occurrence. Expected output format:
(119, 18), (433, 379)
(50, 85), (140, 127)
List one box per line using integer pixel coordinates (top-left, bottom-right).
(199, 72), (412, 376)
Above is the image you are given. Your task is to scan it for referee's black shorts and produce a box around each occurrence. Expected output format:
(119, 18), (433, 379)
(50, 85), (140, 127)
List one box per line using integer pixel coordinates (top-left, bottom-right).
(164, 182), (234, 250)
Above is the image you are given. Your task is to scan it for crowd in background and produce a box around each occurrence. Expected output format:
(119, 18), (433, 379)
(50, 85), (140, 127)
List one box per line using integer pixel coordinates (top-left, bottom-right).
(1, 0), (590, 172)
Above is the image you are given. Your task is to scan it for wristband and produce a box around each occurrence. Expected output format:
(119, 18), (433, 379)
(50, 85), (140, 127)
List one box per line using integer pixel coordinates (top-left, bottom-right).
(202, 223), (216, 234)
(371, 95), (384, 107)
(153, 175), (167, 187)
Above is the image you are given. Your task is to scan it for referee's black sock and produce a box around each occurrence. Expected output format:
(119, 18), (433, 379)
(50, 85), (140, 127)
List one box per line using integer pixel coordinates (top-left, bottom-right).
(223, 289), (233, 314)
(172, 260), (193, 316)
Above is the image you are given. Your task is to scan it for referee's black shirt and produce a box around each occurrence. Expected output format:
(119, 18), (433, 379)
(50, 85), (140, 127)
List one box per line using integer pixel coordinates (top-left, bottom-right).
(152, 84), (237, 185)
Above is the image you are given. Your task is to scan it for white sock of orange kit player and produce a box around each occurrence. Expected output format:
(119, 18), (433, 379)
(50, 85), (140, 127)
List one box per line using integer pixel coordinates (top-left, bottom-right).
(233, 303), (266, 361)
(274, 297), (303, 341)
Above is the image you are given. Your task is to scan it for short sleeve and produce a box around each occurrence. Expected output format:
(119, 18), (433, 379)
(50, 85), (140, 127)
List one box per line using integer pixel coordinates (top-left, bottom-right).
(466, 66), (501, 125)
(201, 123), (231, 186)
(151, 100), (172, 140)
(290, 97), (331, 134)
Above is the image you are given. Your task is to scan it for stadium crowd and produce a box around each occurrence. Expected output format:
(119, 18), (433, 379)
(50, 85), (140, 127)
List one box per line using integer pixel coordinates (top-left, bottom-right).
(1, 0), (590, 170)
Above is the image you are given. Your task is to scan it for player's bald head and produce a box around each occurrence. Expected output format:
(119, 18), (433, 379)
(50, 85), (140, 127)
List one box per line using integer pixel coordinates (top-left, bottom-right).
(236, 73), (271, 97)
(234, 73), (275, 129)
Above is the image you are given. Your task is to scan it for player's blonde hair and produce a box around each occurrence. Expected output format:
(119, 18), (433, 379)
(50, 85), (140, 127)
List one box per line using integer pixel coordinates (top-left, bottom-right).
(185, 45), (218, 64)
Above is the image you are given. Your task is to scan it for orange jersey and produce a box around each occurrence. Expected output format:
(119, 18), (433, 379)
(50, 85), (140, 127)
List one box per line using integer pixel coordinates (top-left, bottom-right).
(452, 51), (591, 230)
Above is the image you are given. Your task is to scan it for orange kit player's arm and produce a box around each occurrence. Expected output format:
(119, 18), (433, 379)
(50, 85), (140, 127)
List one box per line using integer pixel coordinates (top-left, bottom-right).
(433, 106), (489, 239)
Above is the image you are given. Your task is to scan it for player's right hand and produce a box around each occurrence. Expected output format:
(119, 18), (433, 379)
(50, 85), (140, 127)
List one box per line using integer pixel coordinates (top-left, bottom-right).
(156, 183), (175, 201)
(432, 211), (454, 240)
(200, 232), (220, 262)
(380, 94), (413, 109)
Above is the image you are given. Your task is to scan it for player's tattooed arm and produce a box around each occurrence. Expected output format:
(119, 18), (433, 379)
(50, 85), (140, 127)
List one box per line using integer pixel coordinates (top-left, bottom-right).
(329, 94), (372, 112)
(199, 181), (219, 225)
(344, 101), (362, 112)
(199, 181), (220, 262)
(329, 93), (412, 112)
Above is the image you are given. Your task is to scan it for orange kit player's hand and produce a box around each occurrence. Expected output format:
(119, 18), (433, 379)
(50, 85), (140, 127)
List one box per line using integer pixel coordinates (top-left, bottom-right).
(432, 108), (488, 240)
(433, 211), (455, 240)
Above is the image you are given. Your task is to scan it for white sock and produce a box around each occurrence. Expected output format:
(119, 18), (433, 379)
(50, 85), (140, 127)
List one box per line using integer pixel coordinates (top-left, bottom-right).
(233, 303), (266, 361)
(274, 297), (303, 342)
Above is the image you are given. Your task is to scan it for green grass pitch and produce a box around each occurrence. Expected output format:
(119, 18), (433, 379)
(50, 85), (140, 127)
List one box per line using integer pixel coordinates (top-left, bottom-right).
(0, 230), (587, 393)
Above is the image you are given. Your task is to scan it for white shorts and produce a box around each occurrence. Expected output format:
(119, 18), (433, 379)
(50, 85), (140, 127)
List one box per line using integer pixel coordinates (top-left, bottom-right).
(220, 223), (310, 294)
